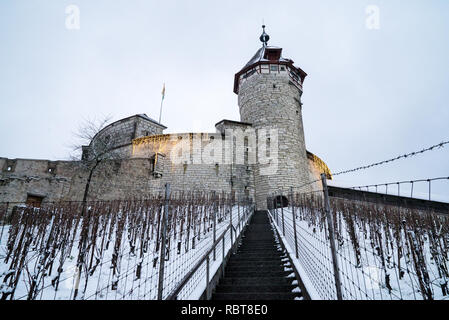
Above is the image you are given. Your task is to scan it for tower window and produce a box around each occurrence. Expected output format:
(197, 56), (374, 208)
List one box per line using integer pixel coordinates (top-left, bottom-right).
(290, 70), (300, 82)
(264, 48), (282, 61)
(243, 69), (256, 79)
(270, 65), (278, 72)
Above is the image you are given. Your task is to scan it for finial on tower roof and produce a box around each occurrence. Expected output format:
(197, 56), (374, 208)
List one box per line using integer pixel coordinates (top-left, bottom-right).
(259, 25), (270, 47)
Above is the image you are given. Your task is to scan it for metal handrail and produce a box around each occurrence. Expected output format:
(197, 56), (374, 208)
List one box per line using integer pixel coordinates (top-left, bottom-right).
(166, 205), (253, 300)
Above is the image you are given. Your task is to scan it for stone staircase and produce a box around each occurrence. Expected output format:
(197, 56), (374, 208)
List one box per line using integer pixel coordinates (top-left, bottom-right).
(212, 210), (302, 300)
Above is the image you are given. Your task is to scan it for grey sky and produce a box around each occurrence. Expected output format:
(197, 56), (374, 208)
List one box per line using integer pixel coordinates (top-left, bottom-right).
(0, 0), (448, 200)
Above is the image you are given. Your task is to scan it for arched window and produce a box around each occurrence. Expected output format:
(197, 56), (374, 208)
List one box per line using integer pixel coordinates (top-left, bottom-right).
(273, 195), (289, 208)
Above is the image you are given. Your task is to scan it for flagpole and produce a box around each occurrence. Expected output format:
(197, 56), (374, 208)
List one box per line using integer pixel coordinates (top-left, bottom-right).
(159, 83), (165, 124)
(158, 98), (163, 123)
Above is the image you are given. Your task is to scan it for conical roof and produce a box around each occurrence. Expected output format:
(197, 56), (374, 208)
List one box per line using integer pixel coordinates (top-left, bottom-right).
(242, 46), (289, 69)
(233, 45), (307, 94)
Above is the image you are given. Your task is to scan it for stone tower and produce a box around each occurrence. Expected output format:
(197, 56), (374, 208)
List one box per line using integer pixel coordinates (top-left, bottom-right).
(233, 26), (312, 209)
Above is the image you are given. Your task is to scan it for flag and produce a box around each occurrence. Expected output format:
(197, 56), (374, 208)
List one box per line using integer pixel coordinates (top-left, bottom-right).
(161, 83), (165, 100)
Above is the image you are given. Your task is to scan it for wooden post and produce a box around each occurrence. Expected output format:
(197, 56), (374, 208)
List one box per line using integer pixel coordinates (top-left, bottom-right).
(157, 183), (170, 300)
(321, 174), (343, 300)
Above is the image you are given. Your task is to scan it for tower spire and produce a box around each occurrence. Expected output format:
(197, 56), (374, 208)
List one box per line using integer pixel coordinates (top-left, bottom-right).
(259, 25), (270, 47)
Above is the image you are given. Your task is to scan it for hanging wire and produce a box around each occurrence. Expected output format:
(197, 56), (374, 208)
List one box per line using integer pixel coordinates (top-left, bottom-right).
(332, 140), (449, 177)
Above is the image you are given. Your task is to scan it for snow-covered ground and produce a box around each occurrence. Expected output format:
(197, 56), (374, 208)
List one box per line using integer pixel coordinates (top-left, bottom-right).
(270, 201), (449, 300)
(0, 203), (252, 300)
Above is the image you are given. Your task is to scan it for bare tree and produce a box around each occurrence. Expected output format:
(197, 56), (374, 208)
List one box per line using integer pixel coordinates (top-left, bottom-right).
(70, 115), (122, 204)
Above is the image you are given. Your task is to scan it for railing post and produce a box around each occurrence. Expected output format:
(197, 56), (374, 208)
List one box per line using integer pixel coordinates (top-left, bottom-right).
(237, 199), (241, 233)
(321, 173), (343, 300)
(222, 231), (225, 277)
(230, 200), (234, 245)
(290, 187), (299, 259)
(206, 254), (210, 300)
(274, 193), (278, 225)
(281, 191), (285, 236)
(4, 201), (9, 221)
(0, 202), (9, 244)
(157, 183), (171, 300)
(212, 191), (217, 261)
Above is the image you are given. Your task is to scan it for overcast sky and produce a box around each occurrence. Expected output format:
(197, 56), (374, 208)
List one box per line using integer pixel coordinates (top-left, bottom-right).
(0, 0), (448, 200)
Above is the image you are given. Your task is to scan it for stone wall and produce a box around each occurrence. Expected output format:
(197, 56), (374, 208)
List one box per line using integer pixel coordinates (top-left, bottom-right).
(132, 132), (255, 199)
(0, 156), (252, 205)
(83, 114), (165, 161)
(0, 149), (324, 207)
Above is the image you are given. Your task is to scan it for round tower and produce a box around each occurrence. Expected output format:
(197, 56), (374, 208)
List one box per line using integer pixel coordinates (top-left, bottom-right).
(234, 26), (312, 210)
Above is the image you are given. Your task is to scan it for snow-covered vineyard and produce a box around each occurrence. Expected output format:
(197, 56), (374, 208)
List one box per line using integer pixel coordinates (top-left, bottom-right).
(0, 192), (253, 300)
(2, 186), (449, 301)
(269, 192), (449, 300)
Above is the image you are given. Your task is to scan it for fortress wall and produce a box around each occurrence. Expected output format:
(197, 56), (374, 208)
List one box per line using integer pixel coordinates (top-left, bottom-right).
(93, 117), (138, 151)
(0, 152), (254, 205)
(0, 159), (81, 203)
(132, 132), (255, 199)
(85, 116), (164, 161)
(137, 117), (164, 136)
(0, 130), (325, 206)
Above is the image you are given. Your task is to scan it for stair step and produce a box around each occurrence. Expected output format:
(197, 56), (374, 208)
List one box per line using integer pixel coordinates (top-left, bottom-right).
(224, 270), (294, 278)
(231, 254), (285, 259)
(212, 211), (300, 301)
(227, 261), (286, 267)
(225, 265), (286, 272)
(215, 285), (298, 293)
(228, 260), (284, 265)
(212, 292), (301, 300)
(220, 277), (295, 286)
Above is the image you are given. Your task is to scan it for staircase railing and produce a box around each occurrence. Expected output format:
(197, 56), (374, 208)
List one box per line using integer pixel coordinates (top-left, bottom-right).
(166, 201), (254, 300)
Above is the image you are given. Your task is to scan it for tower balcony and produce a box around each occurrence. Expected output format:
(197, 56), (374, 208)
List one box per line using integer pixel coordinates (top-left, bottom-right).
(237, 62), (303, 93)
